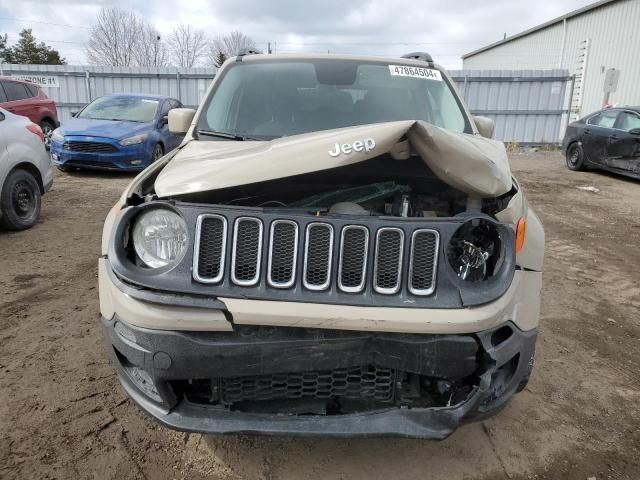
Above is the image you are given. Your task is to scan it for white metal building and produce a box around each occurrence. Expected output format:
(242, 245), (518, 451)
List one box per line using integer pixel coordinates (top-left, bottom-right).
(462, 0), (640, 120)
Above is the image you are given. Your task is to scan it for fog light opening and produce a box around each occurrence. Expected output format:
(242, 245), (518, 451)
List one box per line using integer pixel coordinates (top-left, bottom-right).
(490, 325), (514, 347)
(113, 346), (162, 402)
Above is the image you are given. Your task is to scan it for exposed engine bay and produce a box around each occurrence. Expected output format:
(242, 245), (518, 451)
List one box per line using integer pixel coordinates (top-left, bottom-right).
(174, 155), (472, 218)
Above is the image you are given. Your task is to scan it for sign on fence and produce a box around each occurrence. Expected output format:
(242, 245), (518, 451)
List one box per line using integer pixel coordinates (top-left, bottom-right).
(10, 74), (60, 88)
(603, 68), (620, 93)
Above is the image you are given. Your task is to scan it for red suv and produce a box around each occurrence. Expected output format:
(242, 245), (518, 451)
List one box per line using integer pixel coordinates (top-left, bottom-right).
(0, 77), (59, 146)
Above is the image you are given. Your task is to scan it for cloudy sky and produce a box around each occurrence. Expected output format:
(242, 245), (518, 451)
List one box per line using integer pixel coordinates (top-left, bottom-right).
(0, 0), (598, 68)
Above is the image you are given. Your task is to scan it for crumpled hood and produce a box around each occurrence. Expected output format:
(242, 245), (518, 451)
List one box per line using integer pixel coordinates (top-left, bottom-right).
(154, 121), (512, 198)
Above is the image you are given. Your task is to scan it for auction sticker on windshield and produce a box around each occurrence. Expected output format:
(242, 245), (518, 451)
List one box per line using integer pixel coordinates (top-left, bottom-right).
(388, 65), (442, 81)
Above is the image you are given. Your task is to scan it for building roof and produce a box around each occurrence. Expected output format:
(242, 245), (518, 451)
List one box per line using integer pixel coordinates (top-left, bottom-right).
(462, 0), (619, 59)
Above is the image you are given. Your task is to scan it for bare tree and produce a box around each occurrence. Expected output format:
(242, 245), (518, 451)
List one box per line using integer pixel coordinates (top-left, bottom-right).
(209, 31), (256, 67)
(168, 24), (207, 68)
(86, 7), (142, 66)
(134, 25), (168, 67)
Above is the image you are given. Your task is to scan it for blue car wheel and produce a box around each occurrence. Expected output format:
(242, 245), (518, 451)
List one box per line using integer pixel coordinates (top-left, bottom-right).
(152, 143), (164, 163)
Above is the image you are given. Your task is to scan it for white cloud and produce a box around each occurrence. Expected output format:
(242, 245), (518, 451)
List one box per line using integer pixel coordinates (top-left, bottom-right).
(0, 0), (598, 68)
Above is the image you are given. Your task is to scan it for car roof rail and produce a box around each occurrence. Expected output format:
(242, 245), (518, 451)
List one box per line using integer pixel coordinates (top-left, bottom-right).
(401, 52), (434, 66)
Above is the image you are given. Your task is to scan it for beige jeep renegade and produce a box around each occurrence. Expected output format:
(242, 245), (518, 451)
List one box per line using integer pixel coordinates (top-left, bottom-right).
(99, 51), (544, 439)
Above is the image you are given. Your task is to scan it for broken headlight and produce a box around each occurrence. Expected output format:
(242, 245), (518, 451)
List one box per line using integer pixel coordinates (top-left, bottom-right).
(447, 219), (503, 282)
(132, 209), (188, 268)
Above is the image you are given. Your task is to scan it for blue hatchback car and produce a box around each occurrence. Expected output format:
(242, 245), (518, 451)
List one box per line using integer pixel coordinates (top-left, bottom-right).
(50, 94), (184, 172)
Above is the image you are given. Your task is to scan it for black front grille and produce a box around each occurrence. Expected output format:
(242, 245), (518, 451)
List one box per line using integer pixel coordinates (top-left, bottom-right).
(339, 226), (368, 292)
(192, 213), (440, 298)
(65, 161), (116, 169)
(410, 230), (438, 295)
(195, 215), (226, 282)
(220, 366), (395, 404)
(374, 228), (404, 293)
(268, 221), (298, 287)
(232, 218), (262, 285)
(64, 141), (117, 153)
(304, 223), (333, 290)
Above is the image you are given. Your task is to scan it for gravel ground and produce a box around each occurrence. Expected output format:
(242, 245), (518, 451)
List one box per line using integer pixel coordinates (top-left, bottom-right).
(1, 152), (639, 480)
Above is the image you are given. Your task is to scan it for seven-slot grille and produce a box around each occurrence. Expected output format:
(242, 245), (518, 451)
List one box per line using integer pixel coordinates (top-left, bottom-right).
(409, 229), (439, 295)
(63, 141), (118, 153)
(219, 366), (395, 404)
(193, 215), (227, 283)
(231, 218), (263, 286)
(338, 226), (369, 292)
(303, 223), (334, 290)
(192, 214), (439, 296)
(268, 220), (299, 288)
(373, 228), (404, 294)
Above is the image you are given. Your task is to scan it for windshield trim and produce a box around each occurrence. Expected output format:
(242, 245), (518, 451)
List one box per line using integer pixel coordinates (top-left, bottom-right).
(194, 58), (472, 140)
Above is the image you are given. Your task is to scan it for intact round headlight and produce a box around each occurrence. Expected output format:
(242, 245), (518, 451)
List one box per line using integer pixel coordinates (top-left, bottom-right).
(132, 209), (188, 268)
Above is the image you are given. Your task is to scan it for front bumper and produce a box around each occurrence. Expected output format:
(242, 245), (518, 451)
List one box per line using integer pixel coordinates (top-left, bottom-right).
(50, 137), (150, 171)
(102, 314), (536, 439)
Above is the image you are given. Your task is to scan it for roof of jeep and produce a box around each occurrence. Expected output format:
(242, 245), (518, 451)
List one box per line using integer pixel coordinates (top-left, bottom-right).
(233, 52), (446, 71)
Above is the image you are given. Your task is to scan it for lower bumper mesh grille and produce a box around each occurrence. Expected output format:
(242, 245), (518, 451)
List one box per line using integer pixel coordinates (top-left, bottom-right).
(220, 366), (395, 404)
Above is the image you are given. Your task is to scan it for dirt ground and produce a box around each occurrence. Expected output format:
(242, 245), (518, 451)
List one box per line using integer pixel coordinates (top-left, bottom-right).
(1, 151), (639, 480)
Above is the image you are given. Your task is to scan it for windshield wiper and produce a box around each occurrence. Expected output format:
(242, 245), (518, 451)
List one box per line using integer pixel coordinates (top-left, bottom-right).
(197, 129), (263, 141)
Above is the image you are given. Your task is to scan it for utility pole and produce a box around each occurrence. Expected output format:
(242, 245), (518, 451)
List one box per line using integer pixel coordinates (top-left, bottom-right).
(155, 35), (161, 66)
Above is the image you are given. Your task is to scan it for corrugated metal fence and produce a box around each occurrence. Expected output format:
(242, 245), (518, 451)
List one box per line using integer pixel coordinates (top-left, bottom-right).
(0, 64), (216, 125)
(1, 64), (573, 143)
(449, 69), (574, 144)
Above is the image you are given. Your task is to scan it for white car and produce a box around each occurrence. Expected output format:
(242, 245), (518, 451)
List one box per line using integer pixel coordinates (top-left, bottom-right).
(0, 107), (53, 230)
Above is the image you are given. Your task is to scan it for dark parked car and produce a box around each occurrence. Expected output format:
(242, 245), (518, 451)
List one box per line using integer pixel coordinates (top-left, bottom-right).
(50, 94), (184, 172)
(0, 77), (59, 147)
(562, 107), (640, 179)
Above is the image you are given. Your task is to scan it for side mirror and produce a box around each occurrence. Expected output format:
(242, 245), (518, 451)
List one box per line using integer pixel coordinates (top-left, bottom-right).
(473, 115), (495, 139)
(159, 115), (169, 126)
(168, 108), (196, 134)
(70, 111), (78, 117)
(629, 128), (640, 135)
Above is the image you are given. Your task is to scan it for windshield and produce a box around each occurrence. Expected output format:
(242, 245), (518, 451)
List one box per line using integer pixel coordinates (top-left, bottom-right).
(78, 96), (159, 123)
(198, 59), (469, 139)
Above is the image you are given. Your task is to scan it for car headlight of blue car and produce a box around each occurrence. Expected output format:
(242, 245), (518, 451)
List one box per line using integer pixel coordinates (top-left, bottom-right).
(119, 133), (149, 146)
(51, 128), (64, 143)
